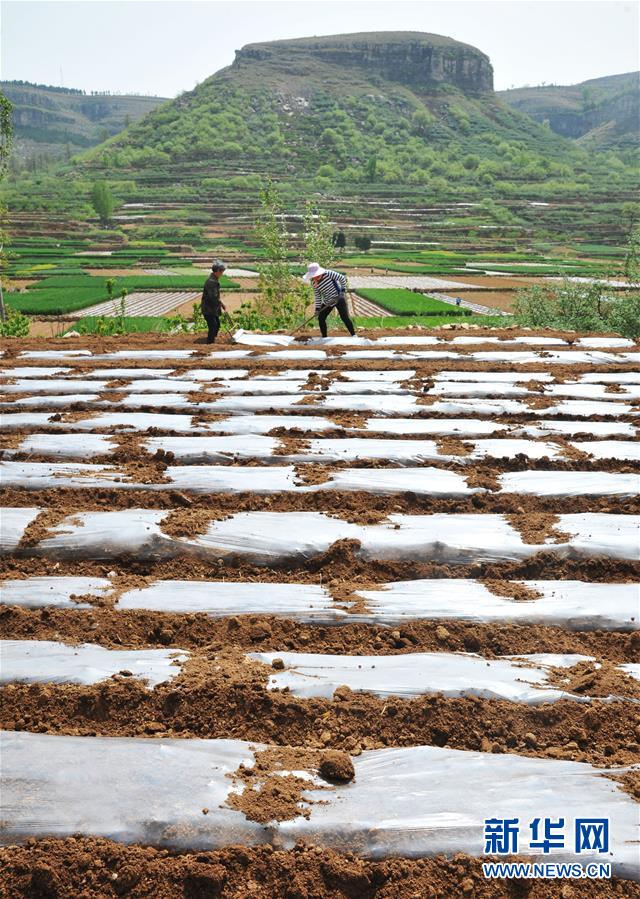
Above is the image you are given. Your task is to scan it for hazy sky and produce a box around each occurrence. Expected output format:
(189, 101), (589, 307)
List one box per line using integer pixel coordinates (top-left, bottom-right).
(2, 0), (638, 96)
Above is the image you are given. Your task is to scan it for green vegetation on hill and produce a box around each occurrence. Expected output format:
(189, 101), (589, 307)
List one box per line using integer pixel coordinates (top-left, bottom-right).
(499, 72), (639, 151)
(1, 81), (168, 167)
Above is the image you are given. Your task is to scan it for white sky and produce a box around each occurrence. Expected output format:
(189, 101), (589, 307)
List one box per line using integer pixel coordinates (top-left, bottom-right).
(1, 0), (638, 96)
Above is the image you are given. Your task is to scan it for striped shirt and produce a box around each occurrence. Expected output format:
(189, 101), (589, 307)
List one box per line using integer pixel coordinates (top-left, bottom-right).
(312, 269), (347, 311)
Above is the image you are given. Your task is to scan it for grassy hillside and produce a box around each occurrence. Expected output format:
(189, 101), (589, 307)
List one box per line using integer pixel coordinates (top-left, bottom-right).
(3, 33), (638, 257)
(498, 72), (639, 151)
(1, 81), (168, 166)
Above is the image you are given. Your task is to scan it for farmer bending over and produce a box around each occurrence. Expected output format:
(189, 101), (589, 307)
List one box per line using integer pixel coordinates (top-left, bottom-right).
(302, 262), (356, 338)
(201, 259), (227, 343)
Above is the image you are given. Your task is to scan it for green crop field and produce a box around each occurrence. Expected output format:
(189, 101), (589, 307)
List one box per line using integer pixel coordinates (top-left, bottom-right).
(356, 288), (472, 316)
(6, 272), (239, 316)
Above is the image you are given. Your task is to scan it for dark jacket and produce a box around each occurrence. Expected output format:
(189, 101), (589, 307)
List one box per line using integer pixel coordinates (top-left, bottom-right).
(201, 275), (221, 316)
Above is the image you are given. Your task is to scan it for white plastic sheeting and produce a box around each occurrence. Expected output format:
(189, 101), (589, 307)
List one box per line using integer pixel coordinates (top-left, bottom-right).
(1, 394), (106, 408)
(515, 420), (636, 439)
(6, 434), (116, 459)
(435, 371), (554, 382)
(232, 331), (637, 350)
(3, 575), (636, 631)
(3, 379), (110, 394)
(580, 372), (640, 384)
(354, 579), (640, 631)
(430, 381), (640, 400)
(0, 507), (40, 552)
(0, 576), (112, 609)
(0, 462), (480, 497)
(4, 510), (637, 564)
(365, 418), (508, 436)
(143, 435), (280, 461)
(251, 651), (598, 703)
(0, 640), (188, 687)
(2, 732), (638, 877)
(0, 366), (73, 378)
(620, 663), (640, 682)
(0, 411), (336, 435)
(498, 471), (640, 498)
(577, 337), (635, 348)
(572, 441), (640, 462)
(117, 580), (348, 621)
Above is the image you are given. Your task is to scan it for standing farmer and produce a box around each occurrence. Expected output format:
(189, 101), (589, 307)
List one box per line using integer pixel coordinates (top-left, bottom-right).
(201, 260), (227, 343)
(302, 262), (356, 338)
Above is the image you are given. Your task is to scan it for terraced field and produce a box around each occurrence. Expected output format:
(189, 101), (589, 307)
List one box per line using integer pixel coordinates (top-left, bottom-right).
(0, 329), (639, 897)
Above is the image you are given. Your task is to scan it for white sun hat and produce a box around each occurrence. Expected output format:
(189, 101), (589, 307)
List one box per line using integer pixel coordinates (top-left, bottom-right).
(302, 262), (327, 282)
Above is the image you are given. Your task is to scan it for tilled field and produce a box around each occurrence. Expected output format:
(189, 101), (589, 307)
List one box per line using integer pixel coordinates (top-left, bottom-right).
(1, 328), (639, 898)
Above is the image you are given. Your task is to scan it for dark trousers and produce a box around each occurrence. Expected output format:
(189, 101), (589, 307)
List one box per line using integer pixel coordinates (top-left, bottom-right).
(318, 296), (355, 337)
(203, 312), (220, 343)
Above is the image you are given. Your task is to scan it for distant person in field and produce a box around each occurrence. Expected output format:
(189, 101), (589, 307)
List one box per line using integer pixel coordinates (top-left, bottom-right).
(201, 260), (227, 343)
(302, 262), (356, 338)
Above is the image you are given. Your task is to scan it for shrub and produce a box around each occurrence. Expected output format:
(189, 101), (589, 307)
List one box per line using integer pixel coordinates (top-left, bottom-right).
(513, 280), (640, 337)
(0, 307), (30, 337)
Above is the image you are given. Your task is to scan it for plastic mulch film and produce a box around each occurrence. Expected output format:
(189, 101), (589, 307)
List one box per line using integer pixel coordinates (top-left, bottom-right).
(619, 663), (640, 682)
(0, 366), (73, 378)
(3, 576), (636, 631)
(250, 650), (602, 703)
(0, 462), (481, 497)
(5, 510), (635, 564)
(353, 579), (639, 631)
(3, 509), (636, 564)
(430, 382), (640, 400)
(117, 580), (348, 621)
(1, 640), (188, 687)
(2, 732), (638, 878)
(498, 471), (640, 498)
(3, 379), (110, 394)
(232, 331), (637, 349)
(580, 372), (640, 383)
(0, 507), (40, 552)
(143, 435), (280, 462)
(18, 350), (92, 359)
(515, 421), (637, 439)
(0, 394), (106, 408)
(0, 576), (112, 609)
(0, 412), (336, 435)
(571, 441), (640, 462)
(576, 337), (636, 348)
(6, 434), (116, 459)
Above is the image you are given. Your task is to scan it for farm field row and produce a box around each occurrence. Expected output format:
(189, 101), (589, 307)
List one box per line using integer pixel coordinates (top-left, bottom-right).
(0, 330), (638, 895)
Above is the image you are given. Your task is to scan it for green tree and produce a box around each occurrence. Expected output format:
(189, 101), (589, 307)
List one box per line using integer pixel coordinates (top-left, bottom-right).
(244, 180), (308, 329)
(91, 180), (114, 226)
(365, 155), (377, 183)
(303, 202), (338, 268)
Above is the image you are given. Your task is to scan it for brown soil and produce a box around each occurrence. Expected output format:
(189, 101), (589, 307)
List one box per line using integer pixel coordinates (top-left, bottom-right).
(481, 579), (544, 602)
(2, 839), (638, 899)
(160, 508), (231, 538)
(506, 513), (572, 545)
(2, 675), (639, 767)
(546, 659), (640, 700)
(227, 747), (334, 823)
(437, 437), (474, 456)
(294, 463), (332, 486)
(17, 509), (76, 548)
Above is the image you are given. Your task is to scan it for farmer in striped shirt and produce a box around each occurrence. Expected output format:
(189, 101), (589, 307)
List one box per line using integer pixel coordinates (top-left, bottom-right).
(302, 262), (356, 338)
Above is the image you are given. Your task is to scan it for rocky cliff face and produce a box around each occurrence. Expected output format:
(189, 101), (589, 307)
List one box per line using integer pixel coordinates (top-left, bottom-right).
(236, 32), (494, 95)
